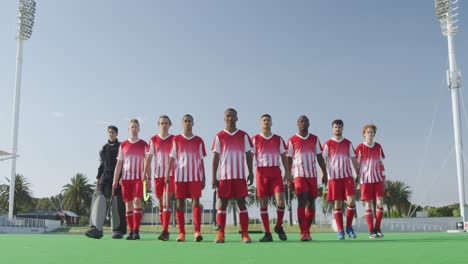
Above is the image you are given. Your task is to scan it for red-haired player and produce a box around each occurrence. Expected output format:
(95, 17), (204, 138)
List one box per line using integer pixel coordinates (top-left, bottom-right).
(355, 124), (386, 238)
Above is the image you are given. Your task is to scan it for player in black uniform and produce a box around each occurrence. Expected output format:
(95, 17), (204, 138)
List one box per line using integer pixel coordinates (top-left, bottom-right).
(85, 125), (127, 239)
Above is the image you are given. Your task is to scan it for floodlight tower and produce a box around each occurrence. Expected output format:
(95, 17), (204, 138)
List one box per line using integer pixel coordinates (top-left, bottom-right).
(9, 0), (36, 220)
(435, 0), (466, 227)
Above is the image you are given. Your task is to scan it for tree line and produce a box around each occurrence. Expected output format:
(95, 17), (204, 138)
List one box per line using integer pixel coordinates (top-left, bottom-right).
(0, 174), (461, 221)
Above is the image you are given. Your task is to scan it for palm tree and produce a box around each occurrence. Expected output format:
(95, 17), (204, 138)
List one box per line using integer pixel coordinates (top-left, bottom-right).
(0, 174), (34, 215)
(62, 173), (94, 216)
(384, 180), (412, 217)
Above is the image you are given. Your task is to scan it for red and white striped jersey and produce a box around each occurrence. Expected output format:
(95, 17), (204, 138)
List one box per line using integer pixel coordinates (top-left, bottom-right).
(251, 133), (286, 167)
(117, 138), (148, 180)
(170, 134), (206, 182)
(322, 138), (355, 180)
(287, 133), (322, 178)
(355, 142), (385, 183)
(212, 129), (253, 180)
(148, 134), (175, 179)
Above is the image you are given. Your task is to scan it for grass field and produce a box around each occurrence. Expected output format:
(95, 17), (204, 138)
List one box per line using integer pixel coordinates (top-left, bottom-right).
(1, 232), (467, 264)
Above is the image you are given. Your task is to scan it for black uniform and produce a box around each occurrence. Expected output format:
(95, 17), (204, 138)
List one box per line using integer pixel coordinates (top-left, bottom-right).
(92, 139), (126, 236)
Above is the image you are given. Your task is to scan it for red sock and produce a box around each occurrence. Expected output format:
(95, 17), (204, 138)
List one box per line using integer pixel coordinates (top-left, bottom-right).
(305, 208), (315, 231)
(276, 207), (285, 228)
(162, 207), (171, 232)
(159, 209), (163, 226)
(133, 208), (142, 231)
(260, 208), (271, 233)
(375, 207), (384, 228)
(126, 211), (134, 232)
(217, 208), (226, 233)
(193, 206), (201, 233)
(334, 209), (344, 231)
(239, 206), (249, 233)
(297, 207), (306, 233)
(365, 209), (374, 231)
(346, 206), (355, 228)
(176, 210), (185, 234)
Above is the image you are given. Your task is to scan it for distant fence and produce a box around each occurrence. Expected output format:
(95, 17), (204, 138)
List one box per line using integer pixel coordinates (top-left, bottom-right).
(0, 215), (61, 233)
(353, 217), (462, 232)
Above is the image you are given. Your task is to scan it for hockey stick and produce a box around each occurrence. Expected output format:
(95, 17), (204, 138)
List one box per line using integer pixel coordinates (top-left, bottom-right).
(143, 179), (151, 202)
(105, 193), (115, 221)
(213, 188), (220, 230)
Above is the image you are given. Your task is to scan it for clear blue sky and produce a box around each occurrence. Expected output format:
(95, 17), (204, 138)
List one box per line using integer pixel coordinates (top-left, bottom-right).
(1, 0), (467, 207)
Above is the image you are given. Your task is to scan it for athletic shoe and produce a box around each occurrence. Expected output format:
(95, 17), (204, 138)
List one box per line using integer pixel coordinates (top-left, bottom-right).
(176, 233), (185, 242)
(259, 232), (273, 242)
(338, 230), (345, 240)
(194, 232), (203, 242)
(214, 231), (225, 243)
(241, 232), (252, 243)
(133, 229), (140, 240)
(126, 232), (134, 240)
(112, 233), (123, 239)
(369, 229), (377, 239)
(159, 230), (169, 241)
(274, 226), (287, 241)
(85, 228), (103, 239)
(300, 232), (308, 242)
(306, 232), (312, 241)
(375, 228), (384, 238)
(346, 227), (357, 239)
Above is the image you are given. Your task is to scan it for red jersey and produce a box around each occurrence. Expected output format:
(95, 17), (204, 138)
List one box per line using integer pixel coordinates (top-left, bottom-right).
(251, 133), (286, 167)
(212, 129), (253, 180)
(322, 138), (355, 180)
(355, 142), (385, 183)
(287, 133), (322, 178)
(117, 138), (148, 180)
(170, 134), (206, 182)
(148, 134), (175, 179)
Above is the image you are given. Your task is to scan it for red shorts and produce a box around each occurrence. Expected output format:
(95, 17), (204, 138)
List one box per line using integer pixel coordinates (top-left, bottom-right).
(327, 177), (355, 201)
(256, 167), (284, 198)
(360, 182), (384, 201)
(154, 176), (175, 198)
(217, 179), (248, 198)
(175, 181), (202, 199)
(120, 179), (143, 203)
(294, 177), (318, 197)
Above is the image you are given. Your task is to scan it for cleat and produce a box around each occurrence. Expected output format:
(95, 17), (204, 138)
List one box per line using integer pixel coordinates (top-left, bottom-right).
(259, 232), (273, 242)
(346, 227), (357, 239)
(274, 226), (287, 241)
(194, 232), (203, 242)
(176, 233), (185, 242)
(126, 232), (134, 240)
(133, 229), (140, 240)
(112, 233), (123, 239)
(338, 230), (345, 240)
(300, 232), (308, 242)
(369, 229), (378, 239)
(241, 232), (252, 243)
(214, 231), (225, 243)
(375, 228), (384, 238)
(160, 230), (169, 241)
(306, 232), (312, 241)
(85, 228), (103, 239)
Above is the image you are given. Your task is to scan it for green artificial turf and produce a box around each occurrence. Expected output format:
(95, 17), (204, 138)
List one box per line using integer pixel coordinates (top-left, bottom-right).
(1, 232), (467, 264)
